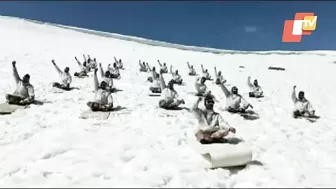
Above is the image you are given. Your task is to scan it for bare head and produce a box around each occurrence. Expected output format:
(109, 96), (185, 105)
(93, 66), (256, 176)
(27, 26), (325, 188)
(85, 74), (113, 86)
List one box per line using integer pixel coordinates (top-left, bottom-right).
(119, 59), (122, 63)
(163, 63), (166, 66)
(205, 69), (208, 72)
(298, 91), (305, 100)
(175, 70), (178, 74)
(231, 86), (238, 95)
(218, 71), (222, 75)
(152, 67), (156, 71)
(113, 63), (117, 68)
(253, 79), (258, 86)
(64, 67), (70, 73)
(200, 77), (206, 84)
(104, 71), (110, 78)
(191, 65), (193, 68)
(100, 81), (107, 90)
(204, 95), (215, 110)
(22, 74), (30, 84)
(168, 80), (174, 90)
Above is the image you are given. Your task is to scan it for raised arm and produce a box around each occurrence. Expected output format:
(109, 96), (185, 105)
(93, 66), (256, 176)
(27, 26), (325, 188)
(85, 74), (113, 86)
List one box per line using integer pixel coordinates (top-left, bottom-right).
(83, 54), (87, 63)
(218, 82), (231, 97)
(147, 63), (152, 71)
(12, 61), (21, 84)
(75, 57), (82, 67)
(159, 71), (167, 90)
(157, 60), (162, 67)
(139, 60), (143, 67)
(114, 57), (118, 63)
(99, 63), (104, 78)
(93, 69), (99, 92)
(170, 65), (174, 75)
(187, 62), (191, 68)
(52, 60), (63, 75)
(292, 86), (298, 103)
(214, 67), (218, 77)
(201, 64), (205, 73)
(247, 76), (254, 88)
(191, 97), (204, 122)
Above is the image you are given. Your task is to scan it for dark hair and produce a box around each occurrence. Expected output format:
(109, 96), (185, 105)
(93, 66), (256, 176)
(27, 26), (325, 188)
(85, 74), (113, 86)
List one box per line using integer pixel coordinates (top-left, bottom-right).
(23, 74), (30, 79)
(204, 95), (214, 105)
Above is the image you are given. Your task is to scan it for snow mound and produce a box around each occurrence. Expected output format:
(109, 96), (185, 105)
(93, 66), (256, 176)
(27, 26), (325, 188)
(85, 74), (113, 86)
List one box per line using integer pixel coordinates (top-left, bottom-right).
(0, 15), (336, 187)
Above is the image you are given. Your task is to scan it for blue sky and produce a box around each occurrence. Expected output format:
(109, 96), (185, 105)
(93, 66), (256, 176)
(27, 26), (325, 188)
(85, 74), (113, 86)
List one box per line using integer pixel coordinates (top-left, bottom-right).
(0, 1), (335, 51)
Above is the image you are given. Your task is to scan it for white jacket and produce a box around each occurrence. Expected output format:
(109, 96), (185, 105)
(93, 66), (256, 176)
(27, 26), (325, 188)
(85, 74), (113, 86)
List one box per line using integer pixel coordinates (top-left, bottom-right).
(12, 66), (35, 101)
(192, 99), (231, 139)
(195, 77), (210, 95)
(219, 83), (250, 110)
(292, 89), (314, 113)
(93, 72), (113, 105)
(151, 78), (161, 88)
(162, 88), (179, 103)
(170, 66), (182, 82)
(189, 67), (196, 74)
(75, 59), (90, 73)
(108, 65), (120, 75)
(247, 77), (263, 94)
(214, 67), (226, 83)
(54, 64), (72, 86)
(102, 76), (114, 90)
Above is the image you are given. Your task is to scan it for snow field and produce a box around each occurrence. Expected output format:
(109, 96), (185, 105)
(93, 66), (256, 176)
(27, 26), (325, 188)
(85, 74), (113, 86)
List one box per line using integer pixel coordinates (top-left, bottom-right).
(0, 16), (336, 187)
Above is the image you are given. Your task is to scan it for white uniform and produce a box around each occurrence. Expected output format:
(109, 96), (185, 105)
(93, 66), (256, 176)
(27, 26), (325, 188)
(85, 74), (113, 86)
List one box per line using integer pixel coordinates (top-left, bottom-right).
(292, 89), (314, 114)
(192, 99), (231, 141)
(93, 73), (113, 106)
(219, 83), (250, 110)
(195, 78), (210, 96)
(247, 77), (263, 96)
(53, 64), (72, 86)
(12, 66), (35, 102)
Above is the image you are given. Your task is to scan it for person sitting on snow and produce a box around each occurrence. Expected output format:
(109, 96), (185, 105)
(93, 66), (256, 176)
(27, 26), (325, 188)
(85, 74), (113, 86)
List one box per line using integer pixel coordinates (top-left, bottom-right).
(74, 56), (90, 77)
(5, 61), (35, 105)
(218, 82), (253, 113)
(87, 68), (114, 112)
(99, 63), (114, 92)
(139, 60), (148, 72)
(169, 65), (183, 85)
(214, 67), (226, 84)
(51, 60), (72, 90)
(149, 73), (161, 93)
(146, 63), (159, 82)
(89, 55), (97, 69)
(114, 57), (124, 69)
(195, 77), (211, 97)
(192, 95), (236, 144)
(292, 85), (315, 118)
(157, 60), (168, 73)
(158, 70), (185, 109)
(247, 76), (263, 98)
(201, 64), (211, 80)
(107, 63), (120, 79)
(187, 62), (197, 76)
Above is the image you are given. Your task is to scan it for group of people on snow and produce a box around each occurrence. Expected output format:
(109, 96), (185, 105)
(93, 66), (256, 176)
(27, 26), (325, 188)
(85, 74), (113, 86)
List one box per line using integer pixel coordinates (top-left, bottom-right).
(4, 56), (316, 146)
(138, 59), (317, 144)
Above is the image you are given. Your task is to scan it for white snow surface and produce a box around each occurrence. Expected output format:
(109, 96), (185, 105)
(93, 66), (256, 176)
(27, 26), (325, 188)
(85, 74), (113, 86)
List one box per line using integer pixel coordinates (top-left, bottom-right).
(0, 16), (336, 187)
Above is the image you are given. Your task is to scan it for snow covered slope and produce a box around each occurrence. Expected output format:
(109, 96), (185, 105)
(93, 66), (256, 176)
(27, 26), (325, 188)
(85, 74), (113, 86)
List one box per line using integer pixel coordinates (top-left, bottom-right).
(0, 16), (336, 187)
